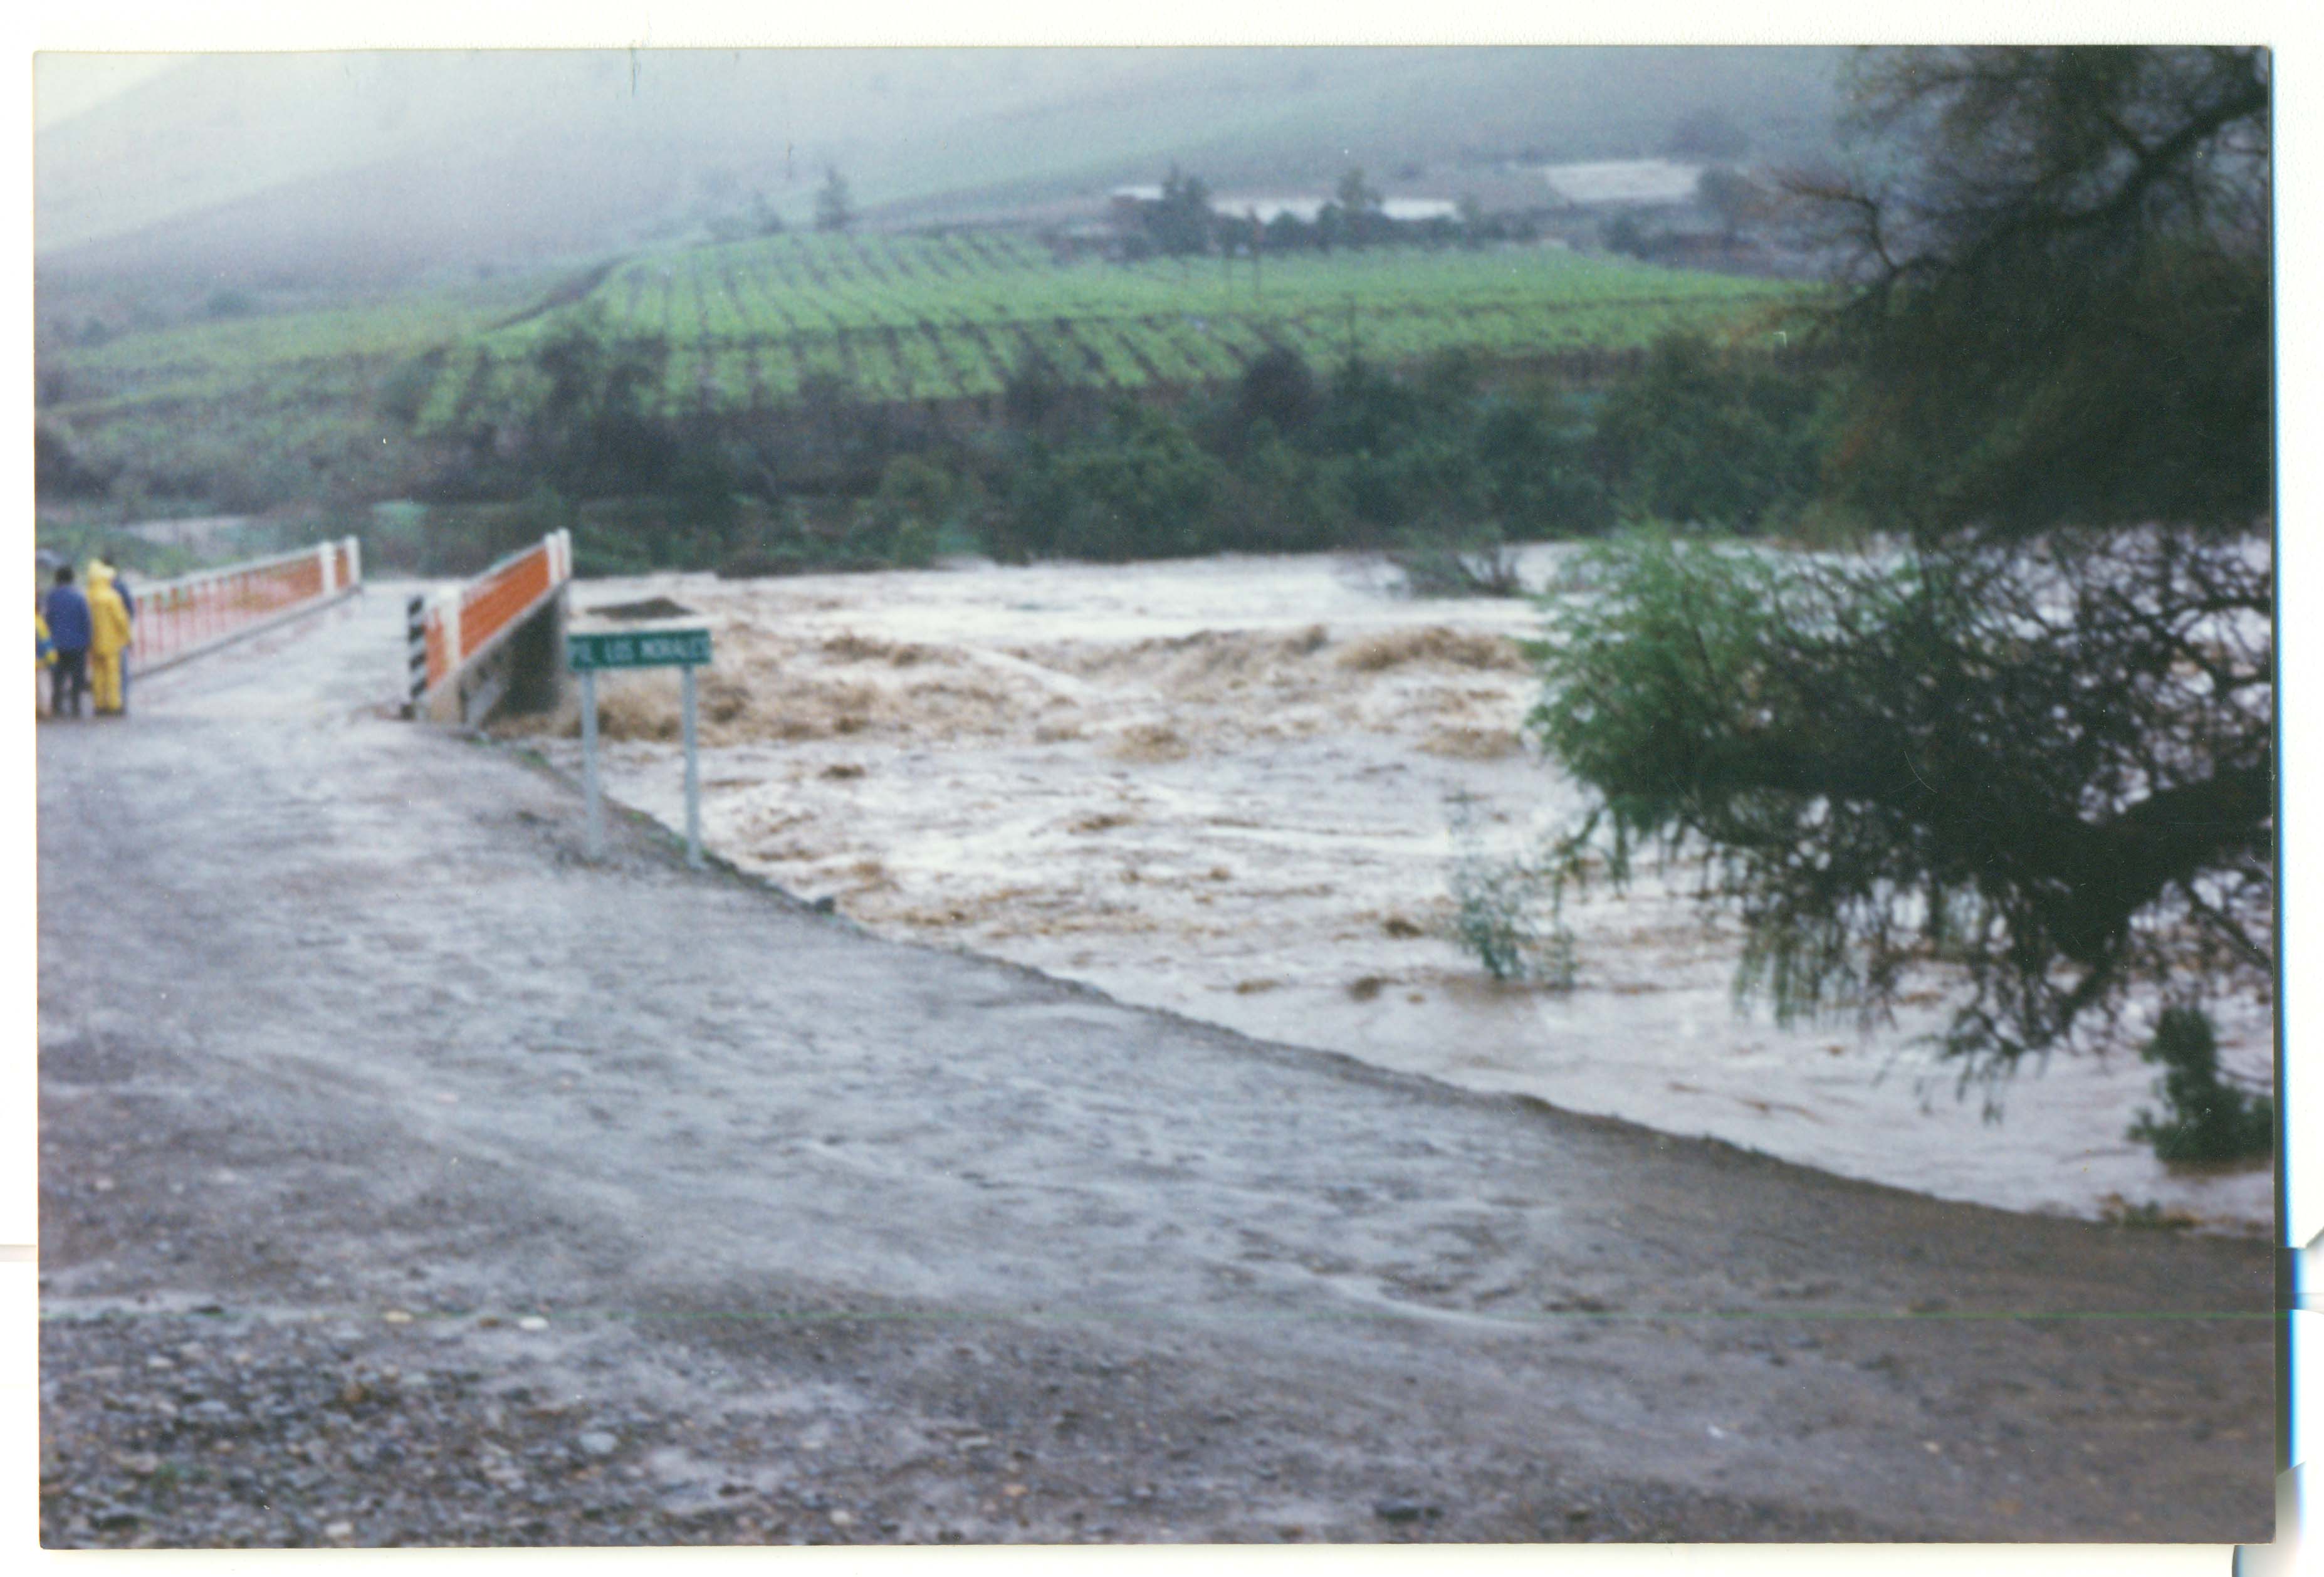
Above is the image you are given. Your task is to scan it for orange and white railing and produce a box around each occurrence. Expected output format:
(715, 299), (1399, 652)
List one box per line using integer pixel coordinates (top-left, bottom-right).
(409, 530), (573, 708)
(135, 537), (363, 676)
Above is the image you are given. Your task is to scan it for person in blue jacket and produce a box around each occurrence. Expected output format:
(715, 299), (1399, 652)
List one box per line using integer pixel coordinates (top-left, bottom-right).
(43, 566), (90, 718)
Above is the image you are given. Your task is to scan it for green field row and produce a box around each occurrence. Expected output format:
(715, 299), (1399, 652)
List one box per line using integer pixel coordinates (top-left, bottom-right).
(419, 233), (1801, 426)
(44, 233), (1804, 436)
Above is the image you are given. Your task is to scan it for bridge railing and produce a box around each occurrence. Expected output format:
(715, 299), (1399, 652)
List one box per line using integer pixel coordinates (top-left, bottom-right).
(132, 538), (363, 676)
(411, 530), (573, 713)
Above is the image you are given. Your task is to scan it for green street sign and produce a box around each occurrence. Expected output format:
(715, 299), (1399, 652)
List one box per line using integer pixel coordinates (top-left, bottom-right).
(568, 628), (713, 671)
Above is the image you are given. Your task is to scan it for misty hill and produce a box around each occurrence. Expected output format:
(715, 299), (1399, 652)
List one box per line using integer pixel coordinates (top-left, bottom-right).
(38, 48), (1845, 295)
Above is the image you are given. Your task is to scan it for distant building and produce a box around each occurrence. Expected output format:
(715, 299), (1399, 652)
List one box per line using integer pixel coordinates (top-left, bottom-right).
(1217, 195), (1327, 225)
(1107, 185), (1167, 229)
(1107, 188), (1463, 233)
(1379, 198), (1460, 224)
(1537, 159), (1704, 209)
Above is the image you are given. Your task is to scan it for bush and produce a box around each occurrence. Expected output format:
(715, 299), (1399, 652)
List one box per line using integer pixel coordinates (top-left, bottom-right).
(859, 454), (971, 567)
(1591, 334), (1826, 533)
(992, 406), (1223, 562)
(1388, 519), (1526, 599)
(393, 323), (1807, 577)
(1445, 794), (1574, 988)
(2127, 1007), (2272, 1165)
(1475, 396), (1613, 538)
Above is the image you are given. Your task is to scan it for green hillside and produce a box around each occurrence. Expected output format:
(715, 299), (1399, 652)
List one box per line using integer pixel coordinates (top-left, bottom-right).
(37, 278), (538, 513)
(39, 232), (1805, 516)
(426, 233), (1803, 426)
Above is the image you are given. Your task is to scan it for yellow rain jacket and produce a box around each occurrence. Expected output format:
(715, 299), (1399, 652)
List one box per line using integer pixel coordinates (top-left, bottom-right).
(88, 565), (132, 658)
(86, 565), (132, 713)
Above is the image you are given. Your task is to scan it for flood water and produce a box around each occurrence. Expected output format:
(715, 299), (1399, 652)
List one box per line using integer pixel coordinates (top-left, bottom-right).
(519, 548), (2273, 1234)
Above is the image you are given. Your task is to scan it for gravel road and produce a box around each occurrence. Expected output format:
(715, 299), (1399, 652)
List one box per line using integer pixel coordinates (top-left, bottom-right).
(37, 586), (2274, 1546)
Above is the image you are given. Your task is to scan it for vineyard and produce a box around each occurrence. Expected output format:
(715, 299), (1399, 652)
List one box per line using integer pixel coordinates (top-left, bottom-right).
(416, 233), (1803, 429)
(37, 278), (543, 509)
(37, 233), (1804, 516)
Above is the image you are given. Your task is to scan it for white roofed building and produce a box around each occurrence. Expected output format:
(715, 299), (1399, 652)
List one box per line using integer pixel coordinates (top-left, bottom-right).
(1537, 159), (1704, 209)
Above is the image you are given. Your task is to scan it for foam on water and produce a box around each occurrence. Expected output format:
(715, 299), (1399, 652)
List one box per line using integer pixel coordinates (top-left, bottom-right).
(532, 551), (2273, 1234)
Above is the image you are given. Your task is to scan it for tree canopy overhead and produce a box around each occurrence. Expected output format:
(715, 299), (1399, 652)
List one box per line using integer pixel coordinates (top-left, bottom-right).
(1801, 46), (2269, 541)
(1527, 47), (2273, 1087)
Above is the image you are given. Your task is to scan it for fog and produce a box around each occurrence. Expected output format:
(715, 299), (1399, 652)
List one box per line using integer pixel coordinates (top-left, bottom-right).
(36, 48), (1842, 290)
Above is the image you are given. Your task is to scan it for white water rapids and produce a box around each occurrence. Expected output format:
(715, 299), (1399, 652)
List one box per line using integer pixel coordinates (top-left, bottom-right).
(518, 547), (2273, 1234)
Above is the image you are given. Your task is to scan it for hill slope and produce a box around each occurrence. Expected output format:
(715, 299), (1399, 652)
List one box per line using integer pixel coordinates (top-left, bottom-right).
(38, 48), (1845, 291)
(37, 230), (1803, 513)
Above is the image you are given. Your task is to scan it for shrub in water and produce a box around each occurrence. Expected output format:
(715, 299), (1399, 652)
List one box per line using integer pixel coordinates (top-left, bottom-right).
(2127, 1007), (2271, 1165)
(1445, 794), (1574, 989)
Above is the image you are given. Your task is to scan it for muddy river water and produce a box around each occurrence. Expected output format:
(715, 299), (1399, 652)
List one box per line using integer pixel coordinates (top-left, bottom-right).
(515, 548), (2272, 1234)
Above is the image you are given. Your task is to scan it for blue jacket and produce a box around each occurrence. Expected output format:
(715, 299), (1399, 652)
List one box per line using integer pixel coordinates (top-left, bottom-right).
(43, 586), (90, 652)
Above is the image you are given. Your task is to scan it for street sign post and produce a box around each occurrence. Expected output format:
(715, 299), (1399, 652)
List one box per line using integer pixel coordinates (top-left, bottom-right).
(567, 629), (713, 671)
(568, 627), (713, 866)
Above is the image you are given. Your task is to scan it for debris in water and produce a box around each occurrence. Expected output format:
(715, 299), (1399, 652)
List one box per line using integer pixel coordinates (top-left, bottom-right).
(584, 597), (696, 622)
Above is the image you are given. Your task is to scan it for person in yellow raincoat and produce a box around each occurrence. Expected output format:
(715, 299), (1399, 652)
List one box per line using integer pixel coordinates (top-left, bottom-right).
(34, 596), (55, 717)
(86, 562), (132, 716)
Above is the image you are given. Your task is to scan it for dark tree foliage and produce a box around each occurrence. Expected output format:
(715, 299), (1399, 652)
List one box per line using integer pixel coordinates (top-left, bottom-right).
(814, 169), (854, 234)
(1002, 352), (1086, 436)
(1264, 209), (1311, 254)
(1603, 212), (1651, 259)
(993, 403), (1223, 563)
(1530, 47), (2273, 1085)
(1589, 334), (1826, 533)
(1474, 397), (1609, 538)
(1332, 167), (1386, 248)
(1668, 106), (1751, 160)
(525, 315), (678, 496)
(1143, 165), (1216, 257)
(1532, 528), (2269, 1089)
(1233, 345), (1320, 439)
(2128, 1006), (2273, 1164)
(1799, 46), (2269, 539)
(36, 424), (112, 499)
(1694, 165), (1766, 241)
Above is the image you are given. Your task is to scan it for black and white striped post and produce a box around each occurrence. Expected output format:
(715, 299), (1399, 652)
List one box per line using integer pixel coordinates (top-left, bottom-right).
(406, 595), (430, 710)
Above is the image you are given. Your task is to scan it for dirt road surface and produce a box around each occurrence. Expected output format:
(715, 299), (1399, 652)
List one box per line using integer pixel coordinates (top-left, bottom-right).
(38, 587), (2273, 1547)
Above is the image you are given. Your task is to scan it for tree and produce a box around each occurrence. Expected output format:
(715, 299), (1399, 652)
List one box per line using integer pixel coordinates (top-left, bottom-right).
(1455, 192), (1487, 249)
(814, 168), (854, 233)
(1589, 335), (1824, 531)
(1144, 165), (1215, 257)
(1231, 345), (1319, 442)
(1668, 106), (1750, 160)
(1798, 47), (2268, 538)
(1332, 166), (1384, 248)
(1693, 165), (1764, 243)
(1603, 211), (1652, 259)
(1264, 209), (1312, 254)
(525, 312), (677, 496)
(1525, 47), (2271, 1092)
(2127, 1006), (2272, 1164)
